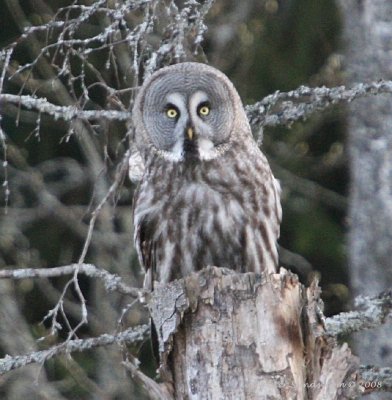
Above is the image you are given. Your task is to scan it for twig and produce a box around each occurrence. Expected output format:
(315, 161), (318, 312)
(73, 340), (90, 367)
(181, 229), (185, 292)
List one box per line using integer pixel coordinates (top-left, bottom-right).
(123, 358), (174, 400)
(0, 324), (149, 376)
(325, 290), (392, 337)
(77, 151), (129, 263)
(0, 263), (144, 298)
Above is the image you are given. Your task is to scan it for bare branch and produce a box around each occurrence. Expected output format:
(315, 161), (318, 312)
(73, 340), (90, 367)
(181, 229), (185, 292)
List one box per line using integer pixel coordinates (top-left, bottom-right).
(271, 161), (347, 211)
(0, 324), (149, 376)
(246, 80), (392, 128)
(359, 365), (392, 394)
(0, 49), (13, 209)
(3, 80), (392, 132)
(0, 94), (130, 121)
(0, 263), (144, 298)
(143, 0), (214, 76)
(325, 290), (392, 337)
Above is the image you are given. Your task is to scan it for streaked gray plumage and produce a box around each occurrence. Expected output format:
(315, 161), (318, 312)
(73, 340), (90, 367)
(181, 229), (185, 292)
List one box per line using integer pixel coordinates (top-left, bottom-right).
(132, 62), (281, 289)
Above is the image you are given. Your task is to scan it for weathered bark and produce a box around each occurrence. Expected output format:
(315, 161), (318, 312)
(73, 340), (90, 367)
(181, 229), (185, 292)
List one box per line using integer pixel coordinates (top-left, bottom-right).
(149, 267), (359, 399)
(339, 0), (392, 382)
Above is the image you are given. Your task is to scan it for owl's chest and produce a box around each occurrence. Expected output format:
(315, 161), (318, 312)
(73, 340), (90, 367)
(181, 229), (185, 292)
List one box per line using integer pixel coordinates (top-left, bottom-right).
(146, 180), (244, 224)
(135, 163), (249, 240)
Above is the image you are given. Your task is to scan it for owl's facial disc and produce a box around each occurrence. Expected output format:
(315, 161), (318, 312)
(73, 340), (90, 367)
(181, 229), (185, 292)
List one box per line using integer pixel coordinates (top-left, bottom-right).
(142, 70), (235, 162)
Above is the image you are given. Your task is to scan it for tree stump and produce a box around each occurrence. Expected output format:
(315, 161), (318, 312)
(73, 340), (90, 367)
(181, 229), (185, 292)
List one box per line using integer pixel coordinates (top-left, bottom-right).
(149, 267), (359, 399)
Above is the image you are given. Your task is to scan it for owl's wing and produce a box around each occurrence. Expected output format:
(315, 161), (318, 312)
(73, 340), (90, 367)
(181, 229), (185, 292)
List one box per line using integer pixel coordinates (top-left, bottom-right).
(132, 190), (156, 291)
(134, 219), (156, 291)
(272, 177), (283, 228)
(132, 191), (160, 364)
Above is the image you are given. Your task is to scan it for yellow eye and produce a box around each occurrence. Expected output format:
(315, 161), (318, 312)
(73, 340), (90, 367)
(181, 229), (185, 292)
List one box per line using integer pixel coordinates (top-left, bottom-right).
(166, 108), (178, 118)
(199, 105), (210, 116)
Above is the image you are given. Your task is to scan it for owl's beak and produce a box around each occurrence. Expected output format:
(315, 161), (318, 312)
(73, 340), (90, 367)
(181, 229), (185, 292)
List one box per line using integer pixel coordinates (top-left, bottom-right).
(186, 127), (194, 140)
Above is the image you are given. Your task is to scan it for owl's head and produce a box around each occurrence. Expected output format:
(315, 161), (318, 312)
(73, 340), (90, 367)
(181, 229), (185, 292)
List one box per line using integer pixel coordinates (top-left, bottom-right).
(132, 62), (250, 162)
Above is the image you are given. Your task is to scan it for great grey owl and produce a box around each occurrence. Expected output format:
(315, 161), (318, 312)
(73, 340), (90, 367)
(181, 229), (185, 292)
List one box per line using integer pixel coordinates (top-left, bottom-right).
(132, 62), (281, 289)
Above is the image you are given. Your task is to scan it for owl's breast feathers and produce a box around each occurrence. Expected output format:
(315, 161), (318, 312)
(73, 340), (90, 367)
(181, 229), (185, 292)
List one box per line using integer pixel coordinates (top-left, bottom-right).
(133, 140), (281, 289)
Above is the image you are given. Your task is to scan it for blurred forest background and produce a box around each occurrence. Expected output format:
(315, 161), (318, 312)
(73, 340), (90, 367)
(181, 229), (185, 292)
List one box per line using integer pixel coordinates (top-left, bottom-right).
(0, 0), (361, 399)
